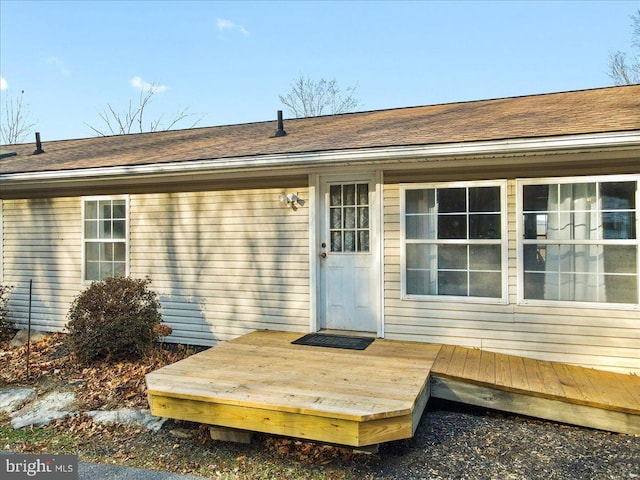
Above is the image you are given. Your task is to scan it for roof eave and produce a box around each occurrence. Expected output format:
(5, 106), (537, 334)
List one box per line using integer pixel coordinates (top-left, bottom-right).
(1, 131), (639, 195)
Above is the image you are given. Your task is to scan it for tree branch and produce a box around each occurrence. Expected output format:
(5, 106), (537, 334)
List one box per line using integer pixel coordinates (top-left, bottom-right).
(86, 83), (204, 137)
(279, 75), (362, 118)
(0, 91), (36, 145)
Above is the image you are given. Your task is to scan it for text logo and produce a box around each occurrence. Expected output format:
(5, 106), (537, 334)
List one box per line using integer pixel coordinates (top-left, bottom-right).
(1, 455), (78, 480)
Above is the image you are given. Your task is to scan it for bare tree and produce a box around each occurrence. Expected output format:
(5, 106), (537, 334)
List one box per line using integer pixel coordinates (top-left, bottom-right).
(608, 10), (640, 85)
(609, 51), (640, 85)
(86, 85), (204, 136)
(0, 90), (36, 145)
(279, 76), (362, 118)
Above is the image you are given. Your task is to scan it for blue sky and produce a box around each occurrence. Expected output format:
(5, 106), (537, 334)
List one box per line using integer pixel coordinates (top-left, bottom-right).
(0, 0), (637, 142)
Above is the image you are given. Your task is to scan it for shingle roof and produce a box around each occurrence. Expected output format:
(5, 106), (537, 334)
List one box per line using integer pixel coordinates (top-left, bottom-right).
(1, 85), (639, 175)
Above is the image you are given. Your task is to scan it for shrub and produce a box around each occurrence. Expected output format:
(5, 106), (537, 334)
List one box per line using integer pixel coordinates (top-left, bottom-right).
(66, 277), (163, 363)
(0, 284), (13, 332)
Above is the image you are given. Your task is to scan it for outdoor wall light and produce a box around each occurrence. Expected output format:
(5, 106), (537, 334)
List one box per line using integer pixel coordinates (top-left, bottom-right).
(279, 192), (303, 210)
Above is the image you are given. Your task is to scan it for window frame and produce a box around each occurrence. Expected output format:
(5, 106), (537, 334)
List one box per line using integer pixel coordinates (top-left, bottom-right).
(81, 195), (130, 284)
(400, 180), (509, 304)
(516, 174), (640, 309)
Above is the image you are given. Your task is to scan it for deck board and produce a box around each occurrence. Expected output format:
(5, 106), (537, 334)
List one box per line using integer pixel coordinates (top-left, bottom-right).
(494, 351), (512, 388)
(522, 357), (545, 393)
(592, 368), (640, 407)
(551, 362), (590, 403)
(446, 346), (468, 378)
(508, 355), (530, 392)
(535, 359), (567, 398)
(431, 344), (454, 373)
(478, 349), (496, 385)
(147, 331), (640, 445)
(462, 347), (482, 381)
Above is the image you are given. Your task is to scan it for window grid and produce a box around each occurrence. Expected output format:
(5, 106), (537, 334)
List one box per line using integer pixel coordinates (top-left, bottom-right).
(403, 184), (505, 300)
(83, 198), (128, 281)
(329, 183), (370, 253)
(521, 179), (638, 305)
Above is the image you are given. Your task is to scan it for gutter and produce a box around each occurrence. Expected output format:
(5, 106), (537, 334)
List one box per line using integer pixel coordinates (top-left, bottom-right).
(1, 131), (639, 187)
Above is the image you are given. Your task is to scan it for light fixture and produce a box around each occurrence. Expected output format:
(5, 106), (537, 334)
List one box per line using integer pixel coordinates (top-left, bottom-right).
(279, 192), (302, 210)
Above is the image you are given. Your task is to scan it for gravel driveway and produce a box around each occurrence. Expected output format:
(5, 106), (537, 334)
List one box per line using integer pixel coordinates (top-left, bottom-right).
(360, 400), (639, 480)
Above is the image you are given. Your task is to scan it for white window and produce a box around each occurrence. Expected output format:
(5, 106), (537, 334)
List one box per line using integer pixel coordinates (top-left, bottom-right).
(401, 181), (507, 302)
(518, 175), (639, 306)
(82, 196), (129, 282)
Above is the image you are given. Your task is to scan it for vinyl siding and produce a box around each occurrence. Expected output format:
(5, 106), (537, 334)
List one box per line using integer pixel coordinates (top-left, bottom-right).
(1, 187), (311, 346)
(129, 188), (310, 345)
(2, 198), (84, 331)
(1, 172), (637, 374)
(383, 181), (640, 374)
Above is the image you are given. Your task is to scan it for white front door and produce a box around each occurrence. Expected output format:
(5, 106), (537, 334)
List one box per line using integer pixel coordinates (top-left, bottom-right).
(318, 174), (380, 333)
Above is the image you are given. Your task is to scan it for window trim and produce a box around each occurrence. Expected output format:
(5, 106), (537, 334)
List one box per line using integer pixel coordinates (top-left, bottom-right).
(400, 180), (509, 304)
(81, 195), (130, 284)
(516, 174), (640, 310)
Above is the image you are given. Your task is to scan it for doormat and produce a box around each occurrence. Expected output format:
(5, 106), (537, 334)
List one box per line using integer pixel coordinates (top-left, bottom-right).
(292, 333), (374, 350)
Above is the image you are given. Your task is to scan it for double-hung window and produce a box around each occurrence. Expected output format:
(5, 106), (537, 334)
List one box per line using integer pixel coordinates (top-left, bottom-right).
(83, 197), (129, 282)
(401, 181), (507, 302)
(520, 175), (638, 306)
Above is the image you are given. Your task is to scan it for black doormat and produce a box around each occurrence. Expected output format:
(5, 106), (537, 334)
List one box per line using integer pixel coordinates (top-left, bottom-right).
(292, 333), (374, 350)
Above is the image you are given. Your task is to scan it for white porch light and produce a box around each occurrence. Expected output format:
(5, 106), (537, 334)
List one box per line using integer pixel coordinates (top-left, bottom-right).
(279, 192), (301, 209)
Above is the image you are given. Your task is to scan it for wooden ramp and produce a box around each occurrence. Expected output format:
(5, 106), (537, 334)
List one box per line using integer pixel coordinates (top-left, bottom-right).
(146, 330), (440, 447)
(147, 331), (640, 447)
(430, 345), (640, 435)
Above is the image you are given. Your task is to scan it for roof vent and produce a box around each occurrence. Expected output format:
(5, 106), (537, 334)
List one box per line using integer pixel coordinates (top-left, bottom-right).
(33, 132), (45, 155)
(0, 150), (17, 159)
(274, 110), (287, 137)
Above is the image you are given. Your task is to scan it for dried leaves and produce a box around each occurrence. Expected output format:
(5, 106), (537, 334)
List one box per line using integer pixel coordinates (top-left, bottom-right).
(263, 437), (359, 467)
(0, 332), (194, 411)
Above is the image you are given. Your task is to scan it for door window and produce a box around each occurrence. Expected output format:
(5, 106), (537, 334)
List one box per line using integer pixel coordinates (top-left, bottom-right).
(329, 183), (370, 253)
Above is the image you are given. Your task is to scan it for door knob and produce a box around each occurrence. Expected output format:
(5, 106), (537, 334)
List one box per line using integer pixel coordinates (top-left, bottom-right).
(319, 252), (327, 258)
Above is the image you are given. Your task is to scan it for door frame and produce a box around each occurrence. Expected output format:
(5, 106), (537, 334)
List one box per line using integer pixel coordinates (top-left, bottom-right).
(309, 170), (384, 337)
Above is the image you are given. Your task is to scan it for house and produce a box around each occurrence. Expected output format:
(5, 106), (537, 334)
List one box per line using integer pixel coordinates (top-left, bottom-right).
(1, 85), (638, 374)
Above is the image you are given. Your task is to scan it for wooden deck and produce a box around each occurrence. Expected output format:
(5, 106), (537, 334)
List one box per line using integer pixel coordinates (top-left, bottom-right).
(146, 331), (640, 447)
(431, 344), (640, 434)
(146, 331), (441, 446)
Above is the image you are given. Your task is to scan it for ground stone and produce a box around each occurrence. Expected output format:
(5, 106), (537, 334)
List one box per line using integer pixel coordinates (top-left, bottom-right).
(0, 388), (37, 413)
(9, 329), (49, 347)
(87, 408), (168, 431)
(10, 391), (77, 429)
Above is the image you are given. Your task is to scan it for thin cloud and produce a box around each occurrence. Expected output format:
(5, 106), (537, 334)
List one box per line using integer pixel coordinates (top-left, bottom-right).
(130, 76), (168, 93)
(47, 56), (72, 76)
(0, 77), (7, 90)
(216, 18), (249, 37)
